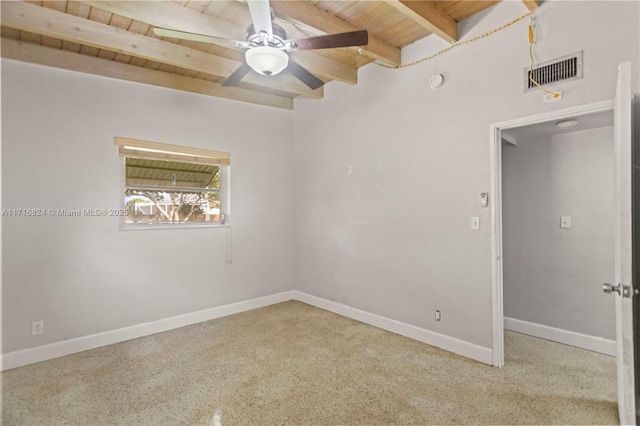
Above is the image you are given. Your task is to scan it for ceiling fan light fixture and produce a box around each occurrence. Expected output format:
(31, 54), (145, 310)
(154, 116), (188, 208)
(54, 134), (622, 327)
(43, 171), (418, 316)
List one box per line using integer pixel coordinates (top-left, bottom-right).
(245, 46), (288, 77)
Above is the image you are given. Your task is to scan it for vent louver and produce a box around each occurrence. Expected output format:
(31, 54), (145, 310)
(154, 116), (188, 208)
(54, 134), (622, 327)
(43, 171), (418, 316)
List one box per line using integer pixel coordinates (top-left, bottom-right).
(524, 51), (583, 92)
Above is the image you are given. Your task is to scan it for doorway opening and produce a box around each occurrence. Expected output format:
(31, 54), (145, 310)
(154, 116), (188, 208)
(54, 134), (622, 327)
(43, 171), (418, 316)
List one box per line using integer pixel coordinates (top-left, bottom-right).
(490, 63), (635, 424)
(489, 100), (615, 368)
(489, 101), (625, 423)
(501, 108), (615, 356)
(489, 102), (620, 421)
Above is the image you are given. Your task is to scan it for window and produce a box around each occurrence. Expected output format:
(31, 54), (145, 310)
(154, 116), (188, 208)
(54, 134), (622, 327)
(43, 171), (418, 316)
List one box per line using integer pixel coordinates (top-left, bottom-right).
(115, 137), (230, 228)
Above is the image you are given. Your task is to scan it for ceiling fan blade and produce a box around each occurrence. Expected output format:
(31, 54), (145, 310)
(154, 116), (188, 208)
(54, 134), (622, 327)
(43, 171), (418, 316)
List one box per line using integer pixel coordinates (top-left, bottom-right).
(286, 30), (368, 51)
(247, 0), (273, 36)
(286, 60), (324, 90)
(153, 28), (248, 50)
(222, 63), (253, 87)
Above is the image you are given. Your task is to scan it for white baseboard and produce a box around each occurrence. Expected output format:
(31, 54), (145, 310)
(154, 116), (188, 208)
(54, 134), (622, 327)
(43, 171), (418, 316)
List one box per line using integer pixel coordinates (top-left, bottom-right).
(504, 317), (616, 356)
(1, 291), (295, 371)
(3, 289), (495, 371)
(293, 291), (493, 365)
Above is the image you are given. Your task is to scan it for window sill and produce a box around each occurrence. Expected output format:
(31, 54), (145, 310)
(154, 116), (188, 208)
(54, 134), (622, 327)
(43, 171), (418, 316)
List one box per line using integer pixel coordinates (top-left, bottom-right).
(120, 222), (231, 231)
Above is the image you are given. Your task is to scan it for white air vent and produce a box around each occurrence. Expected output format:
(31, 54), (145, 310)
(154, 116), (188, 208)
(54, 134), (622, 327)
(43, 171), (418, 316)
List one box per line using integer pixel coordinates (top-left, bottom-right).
(524, 51), (583, 92)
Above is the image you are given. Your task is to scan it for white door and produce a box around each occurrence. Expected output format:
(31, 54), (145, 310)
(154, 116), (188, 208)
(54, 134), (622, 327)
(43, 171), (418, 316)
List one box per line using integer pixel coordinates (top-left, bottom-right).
(611, 61), (635, 425)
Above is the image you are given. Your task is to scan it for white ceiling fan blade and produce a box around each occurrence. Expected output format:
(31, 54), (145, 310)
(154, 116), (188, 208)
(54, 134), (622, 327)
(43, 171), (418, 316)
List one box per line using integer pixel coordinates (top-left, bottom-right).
(153, 28), (248, 49)
(247, 0), (273, 36)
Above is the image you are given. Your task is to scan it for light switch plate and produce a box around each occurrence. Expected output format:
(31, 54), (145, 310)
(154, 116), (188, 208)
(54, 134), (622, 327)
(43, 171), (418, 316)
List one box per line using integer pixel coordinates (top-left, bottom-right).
(560, 216), (571, 229)
(471, 217), (480, 230)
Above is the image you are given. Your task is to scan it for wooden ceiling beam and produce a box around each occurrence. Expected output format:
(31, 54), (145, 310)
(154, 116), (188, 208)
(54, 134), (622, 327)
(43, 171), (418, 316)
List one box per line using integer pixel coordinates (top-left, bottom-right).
(84, 0), (246, 40)
(1, 1), (321, 98)
(522, 0), (539, 11)
(269, 0), (401, 67)
(0, 38), (293, 109)
(387, 1), (458, 43)
(85, 0), (358, 85)
(288, 51), (357, 85)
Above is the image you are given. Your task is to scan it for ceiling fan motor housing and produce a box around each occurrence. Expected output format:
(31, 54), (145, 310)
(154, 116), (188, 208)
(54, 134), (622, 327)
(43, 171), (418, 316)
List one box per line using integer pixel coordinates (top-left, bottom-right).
(246, 23), (289, 48)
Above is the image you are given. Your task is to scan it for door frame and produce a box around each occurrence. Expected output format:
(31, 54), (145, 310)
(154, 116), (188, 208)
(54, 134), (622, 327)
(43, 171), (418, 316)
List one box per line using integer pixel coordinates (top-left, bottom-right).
(489, 99), (615, 367)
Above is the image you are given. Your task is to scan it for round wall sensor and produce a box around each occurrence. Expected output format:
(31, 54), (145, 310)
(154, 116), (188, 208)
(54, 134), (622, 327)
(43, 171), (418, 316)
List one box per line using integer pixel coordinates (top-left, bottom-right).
(429, 74), (444, 89)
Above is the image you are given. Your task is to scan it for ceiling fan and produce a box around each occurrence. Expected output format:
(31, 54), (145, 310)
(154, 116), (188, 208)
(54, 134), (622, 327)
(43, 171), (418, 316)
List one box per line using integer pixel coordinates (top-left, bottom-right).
(153, 0), (368, 90)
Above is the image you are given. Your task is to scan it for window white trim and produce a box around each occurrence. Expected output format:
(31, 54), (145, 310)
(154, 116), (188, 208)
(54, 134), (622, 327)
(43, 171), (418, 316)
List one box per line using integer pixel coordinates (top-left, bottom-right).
(115, 137), (230, 230)
(114, 137), (230, 165)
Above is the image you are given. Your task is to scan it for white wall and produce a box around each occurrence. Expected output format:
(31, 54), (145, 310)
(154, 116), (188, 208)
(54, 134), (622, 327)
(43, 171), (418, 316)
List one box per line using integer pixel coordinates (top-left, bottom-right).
(292, 0), (639, 352)
(502, 126), (615, 340)
(1, 60), (295, 353)
(2, 0), (638, 363)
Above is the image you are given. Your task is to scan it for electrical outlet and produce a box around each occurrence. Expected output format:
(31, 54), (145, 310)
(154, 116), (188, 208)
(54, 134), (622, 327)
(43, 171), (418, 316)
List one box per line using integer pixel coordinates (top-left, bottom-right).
(32, 321), (44, 335)
(435, 310), (441, 321)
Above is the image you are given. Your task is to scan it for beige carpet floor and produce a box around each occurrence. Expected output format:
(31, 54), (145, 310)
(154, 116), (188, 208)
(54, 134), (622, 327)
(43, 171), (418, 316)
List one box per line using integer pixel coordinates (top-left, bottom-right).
(1, 301), (617, 425)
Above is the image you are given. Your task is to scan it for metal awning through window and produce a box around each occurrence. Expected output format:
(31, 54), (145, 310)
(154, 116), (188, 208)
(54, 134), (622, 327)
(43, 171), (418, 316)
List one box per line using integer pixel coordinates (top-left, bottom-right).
(125, 158), (219, 190)
(115, 136), (229, 192)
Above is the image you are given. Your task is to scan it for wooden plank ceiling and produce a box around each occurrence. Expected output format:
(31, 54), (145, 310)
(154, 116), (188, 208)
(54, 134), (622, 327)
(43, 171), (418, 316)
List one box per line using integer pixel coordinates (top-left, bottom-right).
(0, 0), (537, 110)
